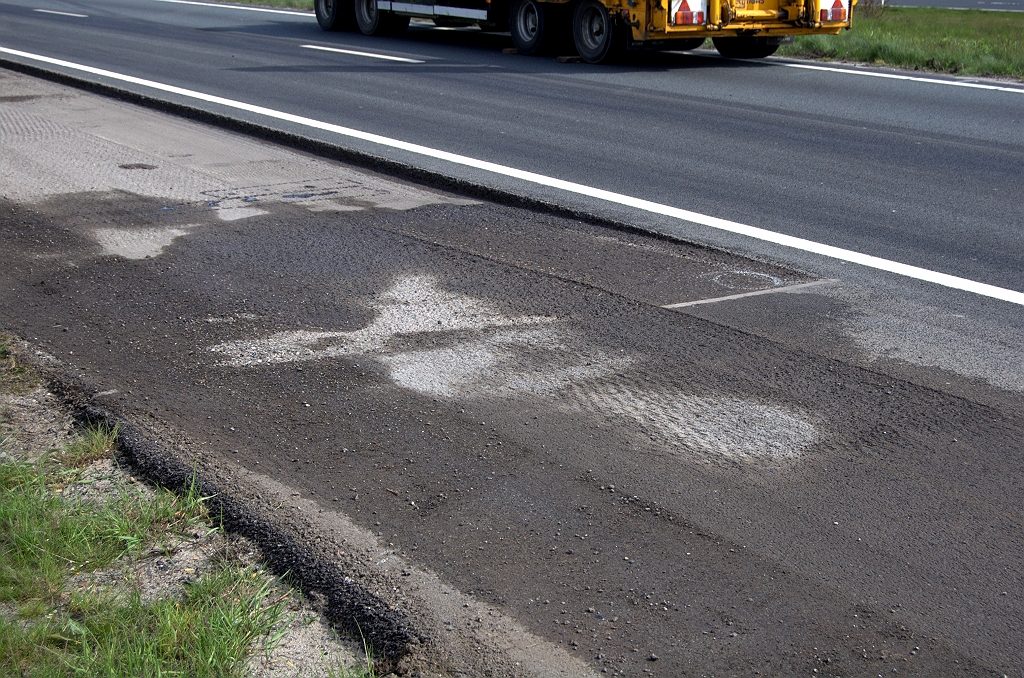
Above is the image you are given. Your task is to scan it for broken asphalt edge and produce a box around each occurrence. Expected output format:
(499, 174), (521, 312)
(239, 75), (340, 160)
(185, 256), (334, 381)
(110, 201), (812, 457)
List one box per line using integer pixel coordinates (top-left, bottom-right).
(0, 57), (810, 278)
(28, 353), (437, 676)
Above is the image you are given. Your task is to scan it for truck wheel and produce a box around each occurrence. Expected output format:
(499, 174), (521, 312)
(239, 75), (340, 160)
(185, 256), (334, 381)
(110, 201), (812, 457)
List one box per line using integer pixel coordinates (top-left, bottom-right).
(510, 0), (556, 55)
(315, 0), (356, 30)
(573, 0), (622, 63)
(355, 0), (410, 35)
(712, 36), (780, 58)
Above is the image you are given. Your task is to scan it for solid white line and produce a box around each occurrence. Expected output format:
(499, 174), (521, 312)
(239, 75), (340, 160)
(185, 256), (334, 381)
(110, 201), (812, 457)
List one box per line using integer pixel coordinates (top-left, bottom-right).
(151, 0), (312, 17)
(1, 46), (1022, 307)
(301, 44), (425, 63)
(33, 8), (88, 16)
(779, 61), (1024, 94)
(661, 279), (837, 309)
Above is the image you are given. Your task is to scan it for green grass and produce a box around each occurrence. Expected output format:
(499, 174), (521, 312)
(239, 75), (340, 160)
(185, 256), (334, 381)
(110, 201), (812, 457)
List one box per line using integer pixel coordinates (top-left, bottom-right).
(0, 427), (379, 677)
(57, 423), (120, 468)
(0, 428), (298, 677)
(1, 565), (290, 677)
(0, 428), (208, 605)
(779, 6), (1024, 79)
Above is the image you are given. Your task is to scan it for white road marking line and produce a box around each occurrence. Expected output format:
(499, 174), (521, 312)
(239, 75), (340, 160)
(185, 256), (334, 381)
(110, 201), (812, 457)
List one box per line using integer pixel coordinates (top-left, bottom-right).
(778, 61), (1024, 94)
(661, 279), (837, 309)
(301, 44), (425, 64)
(2, 46), (1022, 307)
(151, 0), (312, 17)
(33, 8), (88, 16)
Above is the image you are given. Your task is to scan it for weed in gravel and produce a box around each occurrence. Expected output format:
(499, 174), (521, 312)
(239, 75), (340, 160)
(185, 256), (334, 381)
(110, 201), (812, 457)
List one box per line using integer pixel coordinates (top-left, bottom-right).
(0, 333), (39, 395)
(56, 422), (119, 468)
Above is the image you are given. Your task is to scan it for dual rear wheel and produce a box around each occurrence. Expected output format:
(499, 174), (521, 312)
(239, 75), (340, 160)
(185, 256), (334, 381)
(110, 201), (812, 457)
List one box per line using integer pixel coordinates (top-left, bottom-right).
(315, 0), (409, 35)
(318, 0), (779, 61)
(510, 0), (621, 62)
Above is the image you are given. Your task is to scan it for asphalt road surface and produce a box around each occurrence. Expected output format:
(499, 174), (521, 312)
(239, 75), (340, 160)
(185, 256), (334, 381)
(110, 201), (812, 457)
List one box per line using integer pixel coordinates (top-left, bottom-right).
(1, 1), (1023, 675)
(2, 63), (1023, 677)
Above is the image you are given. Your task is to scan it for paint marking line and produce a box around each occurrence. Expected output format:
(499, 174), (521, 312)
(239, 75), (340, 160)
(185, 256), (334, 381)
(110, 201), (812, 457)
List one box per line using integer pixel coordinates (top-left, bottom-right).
(777, 61), (1024, 94)
(151, 0), (312, 17)
(1, 46), (1022, 307)
(301, 44), (425, 63)
(33, 8), (88, 17)
(661, 279), (837, 309)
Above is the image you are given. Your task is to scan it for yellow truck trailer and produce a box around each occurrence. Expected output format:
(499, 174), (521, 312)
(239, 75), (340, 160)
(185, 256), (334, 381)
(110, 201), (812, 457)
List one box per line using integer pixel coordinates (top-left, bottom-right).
(315, 0), (855, 63)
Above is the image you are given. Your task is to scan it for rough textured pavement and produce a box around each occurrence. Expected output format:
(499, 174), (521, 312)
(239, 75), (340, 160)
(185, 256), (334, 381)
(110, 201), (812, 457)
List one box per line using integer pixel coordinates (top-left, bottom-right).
(1, 69), (1022, 677)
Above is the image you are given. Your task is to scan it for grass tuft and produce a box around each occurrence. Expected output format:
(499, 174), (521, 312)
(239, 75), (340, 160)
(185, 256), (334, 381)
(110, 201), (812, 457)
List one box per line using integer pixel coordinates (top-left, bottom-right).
(57, 423), (119, 468)
(0, 333), (40, 395)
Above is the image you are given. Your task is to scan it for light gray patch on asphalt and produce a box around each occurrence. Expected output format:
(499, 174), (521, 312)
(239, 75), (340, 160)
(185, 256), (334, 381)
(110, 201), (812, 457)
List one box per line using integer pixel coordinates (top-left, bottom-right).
(380, 330), (631, 399)
(569, 384), (817, 459)
(0, 69), (475, 222)
(92, 225), (195, 259)
(214, 205), (270, 222)
(826, 284), (1024, 392)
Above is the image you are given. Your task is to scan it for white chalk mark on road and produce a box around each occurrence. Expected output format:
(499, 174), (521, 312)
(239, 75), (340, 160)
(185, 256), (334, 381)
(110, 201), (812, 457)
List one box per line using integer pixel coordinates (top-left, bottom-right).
(662, 279), (837, 309)
(93, 225), (194, 259)
(301, 44), (425, 64)
(33, 8), (88, 17)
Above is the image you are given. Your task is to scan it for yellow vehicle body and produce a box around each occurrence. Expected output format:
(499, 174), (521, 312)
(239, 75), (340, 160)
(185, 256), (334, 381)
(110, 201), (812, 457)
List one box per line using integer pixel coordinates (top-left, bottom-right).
(563, 0), (856, 44)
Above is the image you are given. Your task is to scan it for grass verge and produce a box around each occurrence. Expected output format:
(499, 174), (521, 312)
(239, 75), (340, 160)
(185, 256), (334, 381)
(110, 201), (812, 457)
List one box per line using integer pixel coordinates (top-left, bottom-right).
(0, 426), (370, 677)
(778, 6), (1024, 79)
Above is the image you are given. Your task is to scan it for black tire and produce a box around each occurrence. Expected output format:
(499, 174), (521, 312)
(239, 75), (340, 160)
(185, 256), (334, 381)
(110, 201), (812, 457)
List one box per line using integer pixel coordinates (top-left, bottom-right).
(355, 0), (410, 36)
(675, 37), (705, 51)
(572, 0), (623, 64)
(712, 36), (780, 58)
(510, 0), (564, 55)
(315, 0), (356, 30)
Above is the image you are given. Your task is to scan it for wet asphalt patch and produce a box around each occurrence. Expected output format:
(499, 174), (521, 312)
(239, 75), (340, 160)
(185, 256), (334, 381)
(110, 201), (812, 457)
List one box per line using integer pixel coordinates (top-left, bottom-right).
(2, 191), (1021, 676)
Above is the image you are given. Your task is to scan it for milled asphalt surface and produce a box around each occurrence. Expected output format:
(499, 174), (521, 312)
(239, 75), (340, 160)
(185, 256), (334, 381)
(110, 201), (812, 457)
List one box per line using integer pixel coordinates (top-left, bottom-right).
(2, 69), (1022, 677)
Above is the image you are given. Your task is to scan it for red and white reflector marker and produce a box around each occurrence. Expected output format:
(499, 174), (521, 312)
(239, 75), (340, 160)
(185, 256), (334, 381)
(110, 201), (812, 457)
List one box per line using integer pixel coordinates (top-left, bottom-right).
(821, 0), (848, 22)
(671, 0), (706, 25)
